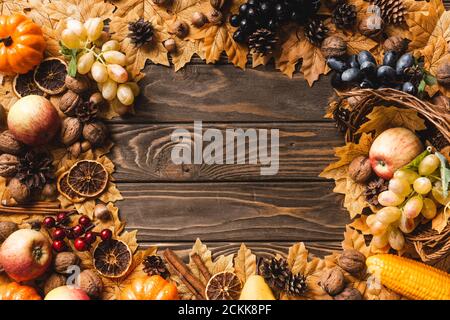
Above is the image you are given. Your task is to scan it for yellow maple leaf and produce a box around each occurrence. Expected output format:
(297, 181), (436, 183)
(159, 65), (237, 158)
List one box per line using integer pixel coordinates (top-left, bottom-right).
(44, 0), (115, 23)
(342, 226), (371, 257)
(356, 106), (426, 136)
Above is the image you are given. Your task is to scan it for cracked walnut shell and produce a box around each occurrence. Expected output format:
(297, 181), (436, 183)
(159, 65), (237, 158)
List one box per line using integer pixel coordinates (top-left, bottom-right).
(60, 117), (82, 146)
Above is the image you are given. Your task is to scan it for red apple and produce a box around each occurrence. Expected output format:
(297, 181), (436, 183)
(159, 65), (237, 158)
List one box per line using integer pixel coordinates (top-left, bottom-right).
(7, 95), (61, 146)
(369, 127), (423, 179)
(0, 229), (52, 281)
(45, 286), (90, 300)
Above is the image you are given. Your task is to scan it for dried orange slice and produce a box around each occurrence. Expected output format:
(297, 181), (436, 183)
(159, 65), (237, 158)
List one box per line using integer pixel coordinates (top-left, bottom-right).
(67, 160), (108, 198)
(57, 171), (86, 203)
(34, 58), (67, 95)
(93, 239), (132, 278)
(13, 70), (45, 98)
(205, 271), (242, 300)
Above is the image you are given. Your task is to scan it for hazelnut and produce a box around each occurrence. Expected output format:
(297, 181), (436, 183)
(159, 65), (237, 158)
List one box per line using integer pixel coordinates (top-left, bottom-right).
(348, 156), (372, 183)
(383, 36), (408, 54)
(60, 117), (82, 146)
(8, 178), (30, 204)
(169, 21), (189, 38)
(94, 203), (111, 221)
(43, 273), (67, 295)
(436, 60), (450, 87)
(81, 140), (92, 152)
(59, 90), (82, 115)
(0, 130), (25, 155)
(191, 12), (207, 28)
(338, 250), (366, 275)
(0, 221), (18, 243)
(54, 252), (80, 274)
(319, 267), (345, 296)
(358, 15), (384, 38)
(42, 183), (57, 199)
(207, 8), (224, 25)
(82, 122), (108, 146)
(65, 75), (90, 94)
(334, 287), (363, 300)
(321, 36), (347, 59)
(79, 269), (103, 298)
(164, 39), (177, 53)
(0, 153), (19, 177)
(89, 92), (104, 107)
(210, 0), (226, 9)
(68, 141), (82, 158)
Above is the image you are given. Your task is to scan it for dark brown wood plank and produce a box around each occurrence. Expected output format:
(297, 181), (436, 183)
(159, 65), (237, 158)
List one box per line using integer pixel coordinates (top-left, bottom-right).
(110, 122), (343, 182)
(137, 241), (342, 260)
(116, 182), (349, 242)
(112, 64), (333, 123)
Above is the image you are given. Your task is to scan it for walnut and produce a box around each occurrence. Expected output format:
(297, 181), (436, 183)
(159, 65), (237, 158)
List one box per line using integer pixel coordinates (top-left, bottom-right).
(358, 15), (384, 38)
(191, 12), (207, 28)
(321, 36), (347, 59)
(65, 75), (90, 94)
(94, 203), (111, 221)
(338, 250), (366, 275)
(319, 267), (345, 296)
(164, 39), (177, 53)
(0, 153), (19, 177)
(207, 9), (224, 26)
(59, 90), (82, 115)
(383, 36), (408, 54)
(437, 61), (450, 87)
(210, 0), (226, 9)
(169, 21), (189, 39)
(82, 122), (108, 146)
(348, 156), (372, 183)
(334, 287), (363, 300)
(0, 130), (25, 155)
(79, 269), (103, 298)
(0, 221), (18, 243)
(54, 252), (80, 274)
(43, 273), (67, 295)
(8, 178), (30, 204)
(60, 117), (82, 146)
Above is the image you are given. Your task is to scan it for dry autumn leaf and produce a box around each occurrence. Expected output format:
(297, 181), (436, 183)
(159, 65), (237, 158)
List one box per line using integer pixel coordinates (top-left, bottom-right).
(234, 243), (256, 284)
(0, 77), (18, 110)
(188, 238), (213, 284)
(356, 106), (427, 136)
(342, 225), (371, 257)
(44, 0), (115, 23)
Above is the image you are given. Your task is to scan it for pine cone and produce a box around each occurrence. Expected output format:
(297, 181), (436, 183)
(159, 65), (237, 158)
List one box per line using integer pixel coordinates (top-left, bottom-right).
(304, 18), (329, 47)
(333, 107), (351, 133)
(364, 177), (388, 206)
(248, 29), (279, 56)
(76, 101), (98, 123)
(16, 150), (55, 191)
(259, 257), (291, 291)
(142, 255), (170, 278)
(332, 3), (357, 29)
(371, 0), (406, 25)
(285, 274), (308, 296)
(128, 18), (154, 47)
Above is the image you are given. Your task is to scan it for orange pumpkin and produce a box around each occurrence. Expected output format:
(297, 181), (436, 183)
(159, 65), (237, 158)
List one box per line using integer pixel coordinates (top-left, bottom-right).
(0, 282), (42, 300)
(0, 14), (46, 75)
(120, 275), (179, 300)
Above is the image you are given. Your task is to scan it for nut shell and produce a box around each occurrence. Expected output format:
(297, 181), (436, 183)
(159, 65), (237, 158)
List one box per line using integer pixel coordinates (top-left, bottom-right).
(164, 39), (177, 53)
(60, 117), (82, 146)
(0, 130), (25, 155)
(436, 61), (450, 86)
(79, 269), (103, 298)
(8, 178), (30, 204)
(169, 21), (189, 38)
(65, 75), (90, 94)
(383, 36), (408, 54)
(0, 153), (19, 177)
(358, 15), (384, 38)
(68, 141), (82, 158)
(43, 273), (67, 295)
(333, 287), (363, 300)
(59, 90), (82, 115)
(338, 250), (366, 275)
(191, 12), (207, 28)
(348, 156), (372, 183)
(319, 267), (345, 296)
(82, 122), (108, 146)
(94, 203), (111, 221)
(0, 221), (18, 243)
(54, 252), (80, 274)
(207, 9), (224, 25)
(321, 36), (347, 59)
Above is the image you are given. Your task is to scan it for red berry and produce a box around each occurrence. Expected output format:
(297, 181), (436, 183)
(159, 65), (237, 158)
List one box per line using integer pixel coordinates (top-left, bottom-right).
(85, 231), (96, 244)
(65, 228), (76, 239)
(72, 225), (85, 237)
(74, 237), (89, 251)
(52, 228), (66, 240)
(52, 240), (66, 252)
(57, 212), (68, 223)
(100, 229), (112, 241)
(43, 217), (56, 228)
(78, 216), (91, 227)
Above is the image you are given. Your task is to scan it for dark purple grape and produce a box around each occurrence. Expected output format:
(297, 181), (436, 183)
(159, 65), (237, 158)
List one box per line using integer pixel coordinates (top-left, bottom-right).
(377, 65), (396, 83)
(239, 4), (249, 16)
(383, 50), (398, 68)
(247, 7), (258, 19)
(396, 53), (414, 76)
(248, 0), (258, 6)
(267, 19), (278, 30)
(402, 82), (417, 95)
(360, 61), (377, 76)
(229, 15), (241, 27)
(348, 55), (359, 69)
(327, 57), (348, 72)
(341, 68), (363, 83)
(260, 2), (272, 14)
(357, 50), (376, 65)
(360, 79), (376, 89)
(233, 30), (246, 43)
(331, 72), (346, 89)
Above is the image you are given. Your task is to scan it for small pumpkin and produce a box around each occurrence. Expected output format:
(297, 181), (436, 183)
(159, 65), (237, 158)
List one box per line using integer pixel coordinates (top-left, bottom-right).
(0, 14), (46, 75)
(120, 275), (179, 300)
(0, 282), (42, 300)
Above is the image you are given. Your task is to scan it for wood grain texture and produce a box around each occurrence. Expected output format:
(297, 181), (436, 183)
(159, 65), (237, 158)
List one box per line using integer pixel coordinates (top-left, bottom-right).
(110, 64), (333, 123)
(109, 122), (344, 182)
(116, 182), (349, 242)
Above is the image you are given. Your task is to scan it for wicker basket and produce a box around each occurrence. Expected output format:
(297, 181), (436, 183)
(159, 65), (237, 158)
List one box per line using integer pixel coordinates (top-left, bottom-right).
(331, 88), (450, 265)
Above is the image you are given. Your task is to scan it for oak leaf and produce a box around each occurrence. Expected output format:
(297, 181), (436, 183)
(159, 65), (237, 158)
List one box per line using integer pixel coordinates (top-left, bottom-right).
(234, 243), (256, 284)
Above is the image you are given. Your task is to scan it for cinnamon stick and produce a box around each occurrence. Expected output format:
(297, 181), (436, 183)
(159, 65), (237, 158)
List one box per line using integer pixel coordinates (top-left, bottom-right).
(191, 253), (211, 282)
(163, 249), (206, 299)
(0, 206), (73, 215)
(1, 201), (60, 209)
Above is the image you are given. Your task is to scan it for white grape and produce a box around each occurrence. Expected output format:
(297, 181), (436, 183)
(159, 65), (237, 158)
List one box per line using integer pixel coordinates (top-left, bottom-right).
(126, 82), (140, 97)
(388, 228), (405, 251)
(418, 154), (440, 176)
(66, 19), (87, 40)
(101, 79), (118, 101)
(421, 198), (437, 220)
(77, 52), (95, 75)
(413, 177), (432, 194)
(91, 61), (108, 83)
(372, 233), (389, 249)
(388, 177), (411, 197)
(370, 220), (388, 236)
(398, 213), (416, 233)
(431, 184), (450, 205)
(378, 190), (404, 207)
(103, 51), (127, 66)
(107, 64), (128, 83)
(403, 196), (423, 219)
(376, 206), (401, 224)
(102, 40), (120, 52)
(117, 84), (134, 106)
(393, 169), (419, 185)
(84, 18), (104, 42)
(61, 29), (82, 49)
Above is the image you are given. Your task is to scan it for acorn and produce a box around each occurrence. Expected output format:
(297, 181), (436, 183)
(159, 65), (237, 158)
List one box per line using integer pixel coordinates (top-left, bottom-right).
(164, 39), (177, 53)
(169, 21), (189, 39)
(94, 203), (111, 221)
(191, 12), (207, 28)
(207, 8), (224, 25)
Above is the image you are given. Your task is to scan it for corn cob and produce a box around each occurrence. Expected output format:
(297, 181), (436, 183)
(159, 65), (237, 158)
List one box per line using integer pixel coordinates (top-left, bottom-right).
(366, 254), (450, 300)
